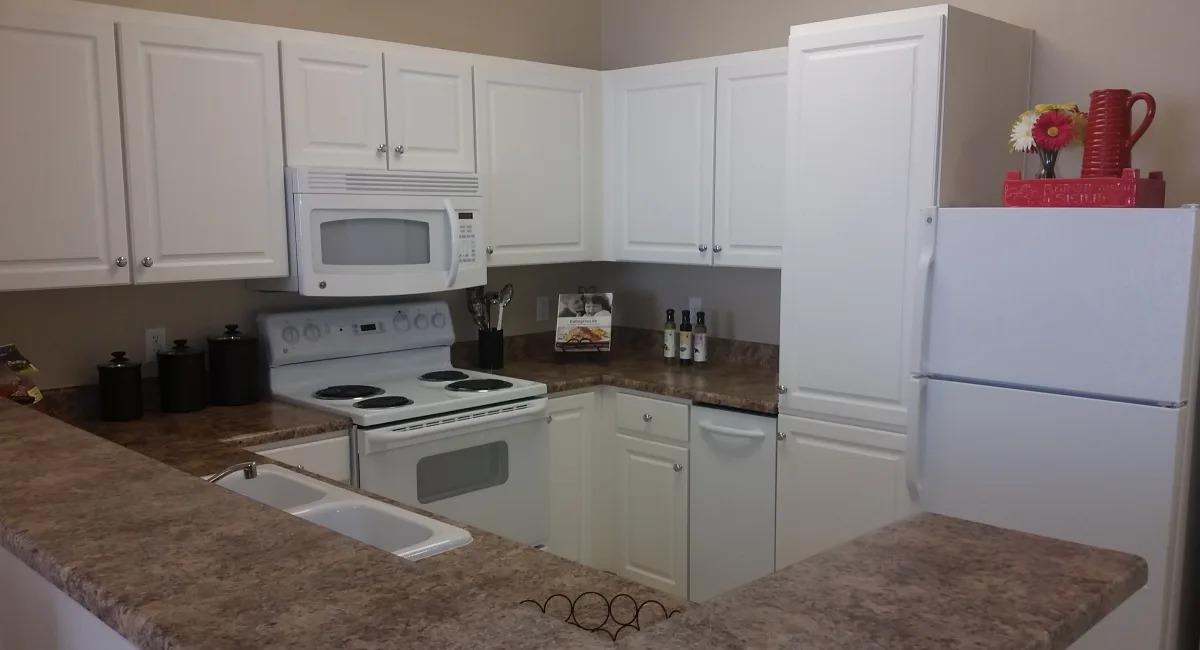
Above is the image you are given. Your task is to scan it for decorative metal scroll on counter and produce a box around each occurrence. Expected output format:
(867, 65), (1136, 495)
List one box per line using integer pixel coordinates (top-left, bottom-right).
(520, 591), (681, 642)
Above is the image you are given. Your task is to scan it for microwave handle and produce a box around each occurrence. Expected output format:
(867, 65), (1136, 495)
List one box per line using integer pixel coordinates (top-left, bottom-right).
(443, 199), (460, 288)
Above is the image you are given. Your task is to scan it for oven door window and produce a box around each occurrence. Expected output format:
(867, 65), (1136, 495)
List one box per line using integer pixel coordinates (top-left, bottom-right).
(318, 217), (431, 266)
(416, 441), (509, 503)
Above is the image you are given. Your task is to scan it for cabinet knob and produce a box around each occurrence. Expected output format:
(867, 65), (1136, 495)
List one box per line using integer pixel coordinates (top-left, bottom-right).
(486, 246), (494, 255)
(698, 244), (708, 252)
(394, 145), (406, 155)
(377, 144), (387, 154)
(776, 431), (787, 441)
(673, 463), (684, 472)
(114, 256), (128, 268)
(642, 413), (653, 422)
(546, 415), (553, 423)
(141, 256), (154, 268)
(776, 384), (786, 395)
(713, 244), (723, 253)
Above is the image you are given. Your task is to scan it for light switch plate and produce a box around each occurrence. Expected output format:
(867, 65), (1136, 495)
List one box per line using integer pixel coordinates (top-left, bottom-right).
(536, 296), (550, 322)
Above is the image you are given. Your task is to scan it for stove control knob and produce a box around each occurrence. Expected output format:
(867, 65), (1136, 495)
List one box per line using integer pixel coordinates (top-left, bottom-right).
(393, 311), (411, 332)
(303, 324), (321, 342)
(414, 313), (429, 330)
(431, 312), (447, 329)
(281, 325), (300, 345)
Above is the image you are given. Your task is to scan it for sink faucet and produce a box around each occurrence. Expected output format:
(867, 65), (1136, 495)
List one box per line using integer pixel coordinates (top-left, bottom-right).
(207, 461), (258, 483)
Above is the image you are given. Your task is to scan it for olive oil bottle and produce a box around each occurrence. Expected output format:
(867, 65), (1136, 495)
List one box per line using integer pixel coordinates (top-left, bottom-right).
(679, 310), (693, 366)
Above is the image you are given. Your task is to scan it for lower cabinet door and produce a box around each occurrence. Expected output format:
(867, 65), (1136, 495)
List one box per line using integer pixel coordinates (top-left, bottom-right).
(614, 433), (688, 597)
(775, 414), (908, 570)
(547, 393), (594, 562)
(252, 433), (350, 483)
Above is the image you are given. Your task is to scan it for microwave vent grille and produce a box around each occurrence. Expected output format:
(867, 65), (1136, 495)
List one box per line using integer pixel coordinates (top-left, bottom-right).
(301, 169), (480, 196)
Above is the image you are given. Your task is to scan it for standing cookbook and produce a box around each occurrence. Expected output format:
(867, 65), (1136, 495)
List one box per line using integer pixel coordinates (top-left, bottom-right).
(555, 293), (613, 352)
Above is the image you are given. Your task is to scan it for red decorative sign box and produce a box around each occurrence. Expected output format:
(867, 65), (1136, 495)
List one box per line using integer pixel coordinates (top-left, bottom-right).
(1002, 168), (1165, 208)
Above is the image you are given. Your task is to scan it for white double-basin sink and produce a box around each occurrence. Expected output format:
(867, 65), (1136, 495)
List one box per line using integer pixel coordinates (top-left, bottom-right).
(211, 464), (472, 560)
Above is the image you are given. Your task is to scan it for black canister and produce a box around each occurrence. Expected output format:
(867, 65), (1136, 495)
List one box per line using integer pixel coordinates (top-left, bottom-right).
(158, 339), (207, 412)
(97, 351), (143, 421)
(207, 324), (259, 406)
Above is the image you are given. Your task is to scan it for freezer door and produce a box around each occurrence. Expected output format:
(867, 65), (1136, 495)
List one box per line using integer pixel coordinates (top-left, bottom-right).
(919, 379), (1187, 650)
(924, 207), (1200, 404)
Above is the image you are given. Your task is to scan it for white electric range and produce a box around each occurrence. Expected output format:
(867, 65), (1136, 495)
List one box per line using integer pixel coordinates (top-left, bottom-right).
(259, 301), (549, 546)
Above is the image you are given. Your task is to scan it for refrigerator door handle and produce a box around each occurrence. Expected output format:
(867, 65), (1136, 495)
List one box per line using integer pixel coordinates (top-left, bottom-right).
(908, 207), (938, 377)
(905, 377), (928, 502)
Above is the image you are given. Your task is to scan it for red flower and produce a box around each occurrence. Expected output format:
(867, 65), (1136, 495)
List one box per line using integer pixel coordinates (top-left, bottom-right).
(1032, 110), (1074, 151)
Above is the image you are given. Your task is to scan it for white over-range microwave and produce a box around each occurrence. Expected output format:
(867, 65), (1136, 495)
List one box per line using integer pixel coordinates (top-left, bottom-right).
(252, 167), (486, 296)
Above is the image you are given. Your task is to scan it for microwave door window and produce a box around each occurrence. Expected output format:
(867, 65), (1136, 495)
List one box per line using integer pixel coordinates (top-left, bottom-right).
(319, 217), (432, 266)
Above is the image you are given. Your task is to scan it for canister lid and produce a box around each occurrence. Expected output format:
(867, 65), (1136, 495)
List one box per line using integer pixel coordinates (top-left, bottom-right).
(209, 323), (255, 343)
(99, 351), (140, 369)
(159, 339), (202, 357)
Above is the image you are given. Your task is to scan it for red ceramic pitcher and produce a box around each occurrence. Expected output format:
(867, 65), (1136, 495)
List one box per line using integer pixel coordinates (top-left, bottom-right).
(1081, 89), (1156, 177)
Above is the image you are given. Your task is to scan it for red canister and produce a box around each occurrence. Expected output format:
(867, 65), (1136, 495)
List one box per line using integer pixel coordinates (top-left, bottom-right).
(1081, 89), (1156, 178)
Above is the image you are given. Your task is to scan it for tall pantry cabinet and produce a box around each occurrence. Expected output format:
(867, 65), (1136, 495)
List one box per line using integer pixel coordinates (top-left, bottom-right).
(775, 6), (1032, 569)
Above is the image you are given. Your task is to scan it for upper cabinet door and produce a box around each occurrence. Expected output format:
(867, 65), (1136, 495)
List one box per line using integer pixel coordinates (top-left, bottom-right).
(778, 14), (944, 429)
(119, 22), (287, 283)
(0, 8), (129, 291)
(281, 42), (387, 169)
(712, 50), (787, 269)
(605, 63), (715, 265)
(384, 52), (475, 173)
(475, 59), (599, 266)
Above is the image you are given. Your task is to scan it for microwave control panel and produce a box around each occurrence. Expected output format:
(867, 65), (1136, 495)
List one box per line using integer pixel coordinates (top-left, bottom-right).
(457, 212), (479, 264)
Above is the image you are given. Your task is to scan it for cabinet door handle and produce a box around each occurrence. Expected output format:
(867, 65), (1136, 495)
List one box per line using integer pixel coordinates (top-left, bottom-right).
(698, 244), (708, 252)
(673, 463), (684, 472)
(546, 415), (553, 423)
(394, 145), (406, 155)
(776, 384), (787, 395)
(376, 144), (387, 154)
(486, 246), (494, 255)
(114, 256), (128, 268)
(642, 413), (653, 422)
(141, 256), (154, 268)
(700, 421), (765, 439)
(713, 244), (723, 253)
(776, 431), (787, 441)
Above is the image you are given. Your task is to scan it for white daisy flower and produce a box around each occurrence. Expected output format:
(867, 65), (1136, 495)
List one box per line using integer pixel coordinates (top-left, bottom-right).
(1009, 111), (1037, 153)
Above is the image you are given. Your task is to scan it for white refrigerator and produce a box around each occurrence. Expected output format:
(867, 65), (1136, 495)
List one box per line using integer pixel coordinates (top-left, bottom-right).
(909, 207), (1200, 650)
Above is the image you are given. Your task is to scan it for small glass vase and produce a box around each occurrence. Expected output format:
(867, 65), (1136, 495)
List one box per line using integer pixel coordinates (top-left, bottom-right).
(1036, 148), (1060, 179)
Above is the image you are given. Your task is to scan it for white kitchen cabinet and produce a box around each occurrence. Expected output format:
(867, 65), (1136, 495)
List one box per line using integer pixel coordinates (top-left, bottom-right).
(118, 21), (288, 283)
(475, 58), (600, 266)
(280, 42), (387, 169)
(712, 49), (787, 269)
(384, 51), (475, 173)
(613, 432), (688, 598)
(546, 392), (595, 562)
(250, 432), (351, 483)
(775, 413), (909, 569)
(604, 62), (715, 265)
(0, 7), (130, 291)
(689, 407), (776, 601)
(778, 7), (1032, 429)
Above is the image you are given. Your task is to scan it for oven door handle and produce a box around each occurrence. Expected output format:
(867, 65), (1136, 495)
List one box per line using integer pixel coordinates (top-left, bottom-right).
(361, 398), (548, 453)
(444, 199), (460, 288)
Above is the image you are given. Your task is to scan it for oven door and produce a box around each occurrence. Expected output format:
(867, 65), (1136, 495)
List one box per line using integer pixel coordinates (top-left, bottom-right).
(291, 192), (484, 296)
(358, 406), (549, 546)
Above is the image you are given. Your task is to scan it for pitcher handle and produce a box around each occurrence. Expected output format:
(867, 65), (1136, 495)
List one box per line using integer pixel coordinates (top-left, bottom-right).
(1126, 92), (1156, 149)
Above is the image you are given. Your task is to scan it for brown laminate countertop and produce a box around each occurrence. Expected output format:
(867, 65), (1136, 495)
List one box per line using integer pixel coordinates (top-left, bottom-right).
(461, 329), (781, 414)
(2, 386), (1147, 648)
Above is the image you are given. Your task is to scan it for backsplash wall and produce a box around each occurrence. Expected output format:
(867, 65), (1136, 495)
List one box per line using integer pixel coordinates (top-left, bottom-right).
(2, 262), (779, 389)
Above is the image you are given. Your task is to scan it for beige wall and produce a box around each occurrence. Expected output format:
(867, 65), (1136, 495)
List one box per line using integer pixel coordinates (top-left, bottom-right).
(83, 0), (601, 67)
(601, 0), (1200, 205)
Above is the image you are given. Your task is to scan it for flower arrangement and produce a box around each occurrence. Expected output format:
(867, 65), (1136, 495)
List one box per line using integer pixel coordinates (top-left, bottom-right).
(1009, 103), (1087, 179)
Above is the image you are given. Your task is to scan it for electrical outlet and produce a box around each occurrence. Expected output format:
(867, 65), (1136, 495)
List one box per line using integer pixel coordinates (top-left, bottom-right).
(144, 327), (166, 364)
(688, 297), (703, 314)
(536, 296), (550, 322)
